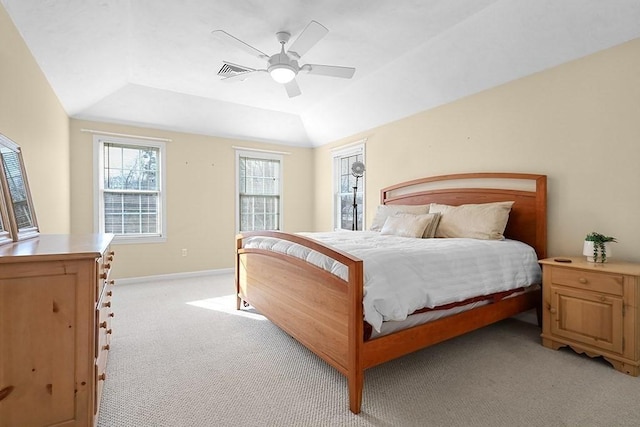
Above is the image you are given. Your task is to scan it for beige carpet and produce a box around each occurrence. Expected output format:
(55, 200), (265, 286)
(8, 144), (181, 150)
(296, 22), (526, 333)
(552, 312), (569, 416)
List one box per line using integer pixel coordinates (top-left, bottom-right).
(98, 274), (640, 427)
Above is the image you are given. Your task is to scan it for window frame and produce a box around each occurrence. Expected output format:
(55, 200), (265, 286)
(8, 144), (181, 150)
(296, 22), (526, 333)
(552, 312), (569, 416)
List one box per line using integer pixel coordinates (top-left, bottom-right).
(93, 135), (167, 244)
(235, 149), (283, 234)
(332, 141), (366, 231)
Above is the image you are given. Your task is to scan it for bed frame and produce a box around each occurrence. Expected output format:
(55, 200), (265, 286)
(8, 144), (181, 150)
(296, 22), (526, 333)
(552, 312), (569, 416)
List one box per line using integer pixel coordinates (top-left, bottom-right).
(235, 172), (547, 413)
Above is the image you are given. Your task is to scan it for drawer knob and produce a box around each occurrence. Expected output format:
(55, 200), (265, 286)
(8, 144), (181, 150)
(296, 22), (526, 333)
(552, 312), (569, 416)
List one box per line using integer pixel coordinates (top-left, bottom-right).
(99, 321), (107, 329)
(579, 278), (587, 284)
(98, 373), (107, 381)
(109, 280), (115, 286)
(102, 344), (110, 351)
(104, 263), (111, 270)
(106, 329), (113, 335)
(108, 255), (114, 261)
(109, 312), (115, 318)
(100, 272), (108, 280)
(103, 301), (111, 308)
(109, 250), (115, 256)
(106, 291), (113, 297)
(549, 308), (557, 314)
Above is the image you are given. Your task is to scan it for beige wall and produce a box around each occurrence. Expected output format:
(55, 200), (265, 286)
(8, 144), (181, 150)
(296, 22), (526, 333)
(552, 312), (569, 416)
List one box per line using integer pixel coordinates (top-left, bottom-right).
(0, 4), (70, 233)
(315, 38), (640, 263)
(5, 0), (639, 273)
(70, 120), (315, 279)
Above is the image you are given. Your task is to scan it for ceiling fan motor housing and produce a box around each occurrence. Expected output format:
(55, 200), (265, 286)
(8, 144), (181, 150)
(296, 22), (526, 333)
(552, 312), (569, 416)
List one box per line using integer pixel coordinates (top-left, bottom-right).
(268, 53), (298, 71)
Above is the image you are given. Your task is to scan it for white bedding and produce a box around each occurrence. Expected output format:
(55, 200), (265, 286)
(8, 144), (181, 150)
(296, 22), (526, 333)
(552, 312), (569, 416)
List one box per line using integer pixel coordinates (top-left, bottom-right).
(243, 231), (541, 332)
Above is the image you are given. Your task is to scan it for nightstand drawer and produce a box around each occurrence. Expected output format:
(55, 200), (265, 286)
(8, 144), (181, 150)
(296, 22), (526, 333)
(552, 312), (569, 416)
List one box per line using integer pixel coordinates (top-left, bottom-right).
(550, 267), (623, 296)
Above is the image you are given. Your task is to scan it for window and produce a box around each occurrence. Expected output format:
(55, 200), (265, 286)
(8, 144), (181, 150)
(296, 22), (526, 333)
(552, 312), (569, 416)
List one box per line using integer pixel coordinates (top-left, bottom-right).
(332, 142), (365, 231)
(94, 135), (166, 243)
(236, 150), (282, 232)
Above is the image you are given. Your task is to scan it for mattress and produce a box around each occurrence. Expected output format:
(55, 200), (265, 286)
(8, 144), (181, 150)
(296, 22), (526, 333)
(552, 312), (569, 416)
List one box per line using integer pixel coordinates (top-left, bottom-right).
(368, 285), (538, 339)
(243, 231), (541, 332)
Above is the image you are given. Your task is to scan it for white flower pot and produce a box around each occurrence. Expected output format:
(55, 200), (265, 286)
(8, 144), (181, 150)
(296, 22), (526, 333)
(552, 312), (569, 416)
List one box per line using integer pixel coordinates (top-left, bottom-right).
(583, 241), (612, 263)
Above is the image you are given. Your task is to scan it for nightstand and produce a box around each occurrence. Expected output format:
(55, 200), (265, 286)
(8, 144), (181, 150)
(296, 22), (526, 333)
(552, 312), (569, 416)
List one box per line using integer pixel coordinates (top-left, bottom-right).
(539, 257), (640, 376)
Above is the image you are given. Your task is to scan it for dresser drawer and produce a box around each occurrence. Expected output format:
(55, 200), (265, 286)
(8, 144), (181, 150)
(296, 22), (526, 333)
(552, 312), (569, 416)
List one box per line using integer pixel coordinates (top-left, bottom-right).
(550, 266), (623, 296)
(96, 289), (114, 357)
(95, 345), (109, 415)
(96, 248), (115, 302)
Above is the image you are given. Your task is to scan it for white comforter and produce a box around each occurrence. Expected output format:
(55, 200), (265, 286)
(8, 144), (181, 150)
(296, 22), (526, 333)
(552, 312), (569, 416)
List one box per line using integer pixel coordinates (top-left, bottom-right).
(244, 231), (541, 332)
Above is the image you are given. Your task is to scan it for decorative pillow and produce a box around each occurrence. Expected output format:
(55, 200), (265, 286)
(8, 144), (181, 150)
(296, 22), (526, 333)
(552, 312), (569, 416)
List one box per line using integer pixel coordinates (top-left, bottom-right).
(421, 212), (441, 238)
(369, 204), (429, 232)
(380, 213), (434, 238)
(429, 201), (515, 240)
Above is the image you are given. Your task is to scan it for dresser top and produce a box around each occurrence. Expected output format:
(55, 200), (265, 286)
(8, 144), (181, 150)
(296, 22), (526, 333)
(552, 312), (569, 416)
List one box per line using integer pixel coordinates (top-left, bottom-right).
(539, 257), (640, 276)
(0, 234), (114, 263)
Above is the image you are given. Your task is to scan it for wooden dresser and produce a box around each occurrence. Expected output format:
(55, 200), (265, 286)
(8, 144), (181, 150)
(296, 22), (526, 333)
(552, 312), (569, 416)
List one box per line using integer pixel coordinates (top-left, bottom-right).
(0, 234), (115, 427)
(540, 257), (640, 376)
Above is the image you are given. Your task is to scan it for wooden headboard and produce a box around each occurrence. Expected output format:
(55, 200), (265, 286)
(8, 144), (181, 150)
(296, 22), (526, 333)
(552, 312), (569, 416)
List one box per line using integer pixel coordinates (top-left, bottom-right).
(380, 173), (547, 259)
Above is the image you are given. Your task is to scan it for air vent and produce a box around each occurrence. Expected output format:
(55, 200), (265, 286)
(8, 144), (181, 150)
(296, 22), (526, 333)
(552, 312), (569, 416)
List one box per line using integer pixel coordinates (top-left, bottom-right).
(217, 63), (252, 77)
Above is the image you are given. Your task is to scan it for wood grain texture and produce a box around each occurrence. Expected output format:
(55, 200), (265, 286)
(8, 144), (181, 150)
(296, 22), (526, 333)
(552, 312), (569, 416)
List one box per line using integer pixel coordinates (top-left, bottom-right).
(540, 258), (640, 377)
(0, 234), (114, 427)
(237, 172), (547, 413)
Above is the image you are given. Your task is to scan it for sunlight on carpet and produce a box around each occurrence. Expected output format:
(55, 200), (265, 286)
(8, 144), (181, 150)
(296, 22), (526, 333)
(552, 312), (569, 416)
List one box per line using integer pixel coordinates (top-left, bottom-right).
(186, 294), (267, 321)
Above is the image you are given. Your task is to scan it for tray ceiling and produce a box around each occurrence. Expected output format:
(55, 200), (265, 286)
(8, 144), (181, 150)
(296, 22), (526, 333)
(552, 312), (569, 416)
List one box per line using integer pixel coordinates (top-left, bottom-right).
(2, 0), (639, 147)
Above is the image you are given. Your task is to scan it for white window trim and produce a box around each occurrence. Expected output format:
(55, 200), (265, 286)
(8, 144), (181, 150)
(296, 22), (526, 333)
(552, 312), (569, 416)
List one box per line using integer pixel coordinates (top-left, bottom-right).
(93, 135), (167, 244)
(331, 140), (366, 231)
(235, 148), (284, 234)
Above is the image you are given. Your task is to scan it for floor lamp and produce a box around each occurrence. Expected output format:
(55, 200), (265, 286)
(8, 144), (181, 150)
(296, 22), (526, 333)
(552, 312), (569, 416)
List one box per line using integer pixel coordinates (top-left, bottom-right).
(351, 161), (365, 230)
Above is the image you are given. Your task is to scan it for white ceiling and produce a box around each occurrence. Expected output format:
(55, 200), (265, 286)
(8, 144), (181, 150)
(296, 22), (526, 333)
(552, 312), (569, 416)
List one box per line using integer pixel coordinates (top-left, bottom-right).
(2, 0), (639, 147)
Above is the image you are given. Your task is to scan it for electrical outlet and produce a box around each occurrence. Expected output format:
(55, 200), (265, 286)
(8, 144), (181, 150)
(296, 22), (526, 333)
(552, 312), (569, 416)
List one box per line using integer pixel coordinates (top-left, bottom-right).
(181, 248), (188, 257)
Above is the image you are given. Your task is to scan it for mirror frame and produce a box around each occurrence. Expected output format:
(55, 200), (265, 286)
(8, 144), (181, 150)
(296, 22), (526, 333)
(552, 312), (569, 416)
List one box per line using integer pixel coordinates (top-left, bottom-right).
(0, 133), (39, 243)
(0, 177), (11, 245)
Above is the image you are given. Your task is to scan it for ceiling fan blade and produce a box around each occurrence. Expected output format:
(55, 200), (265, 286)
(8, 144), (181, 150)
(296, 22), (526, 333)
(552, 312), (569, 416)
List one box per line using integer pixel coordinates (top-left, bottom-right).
(284, 79), (302, 98)
(303, 64), (356, 79)
(287, 21), (328, 59)
(212, 30), (269, 60)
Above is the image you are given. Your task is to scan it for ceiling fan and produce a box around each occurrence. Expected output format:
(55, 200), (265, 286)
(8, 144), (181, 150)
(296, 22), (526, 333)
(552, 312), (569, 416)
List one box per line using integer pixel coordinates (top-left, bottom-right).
(212, 21), (356, 98)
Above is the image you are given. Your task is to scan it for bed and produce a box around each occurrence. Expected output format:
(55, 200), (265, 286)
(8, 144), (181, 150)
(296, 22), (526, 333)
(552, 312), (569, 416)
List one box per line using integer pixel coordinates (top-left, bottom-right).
(235, 172), (547, 413)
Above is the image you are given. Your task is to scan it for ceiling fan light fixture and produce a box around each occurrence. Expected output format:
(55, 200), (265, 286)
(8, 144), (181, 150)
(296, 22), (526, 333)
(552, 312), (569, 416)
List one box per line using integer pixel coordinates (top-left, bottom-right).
(269, 64), (296, 84)
(215, 21), (355, 97)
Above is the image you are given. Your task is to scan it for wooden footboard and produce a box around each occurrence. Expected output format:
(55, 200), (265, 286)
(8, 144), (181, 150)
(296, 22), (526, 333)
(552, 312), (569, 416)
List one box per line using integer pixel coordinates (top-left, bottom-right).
(236, 231), (365, 411)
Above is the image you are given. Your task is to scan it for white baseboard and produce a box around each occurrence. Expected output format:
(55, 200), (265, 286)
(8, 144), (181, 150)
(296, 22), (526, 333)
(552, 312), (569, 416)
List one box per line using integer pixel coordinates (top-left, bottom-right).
(115, 268), (233, 285)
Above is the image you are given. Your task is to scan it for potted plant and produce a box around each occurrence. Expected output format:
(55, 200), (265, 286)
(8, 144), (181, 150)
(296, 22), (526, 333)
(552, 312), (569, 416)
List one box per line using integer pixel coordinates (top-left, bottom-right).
(583, 232), (617, 263)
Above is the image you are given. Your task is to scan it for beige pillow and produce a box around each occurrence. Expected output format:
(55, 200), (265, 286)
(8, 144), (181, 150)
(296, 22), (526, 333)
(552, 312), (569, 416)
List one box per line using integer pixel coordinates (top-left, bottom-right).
(380, 213), (433, 238)
(429, 201), (515, 240)
(370, 204), (429, 231)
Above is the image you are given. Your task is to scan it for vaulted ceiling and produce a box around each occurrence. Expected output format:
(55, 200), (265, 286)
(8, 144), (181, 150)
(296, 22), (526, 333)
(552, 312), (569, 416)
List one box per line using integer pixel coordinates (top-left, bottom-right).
(2, 0), (639, 147)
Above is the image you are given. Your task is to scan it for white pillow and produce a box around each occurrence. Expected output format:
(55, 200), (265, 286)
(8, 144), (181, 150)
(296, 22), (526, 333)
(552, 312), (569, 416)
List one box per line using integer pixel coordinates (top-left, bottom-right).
(370, 204), (429, 232)
(380, 213), (433, 238)
(429, 201), (514, 240)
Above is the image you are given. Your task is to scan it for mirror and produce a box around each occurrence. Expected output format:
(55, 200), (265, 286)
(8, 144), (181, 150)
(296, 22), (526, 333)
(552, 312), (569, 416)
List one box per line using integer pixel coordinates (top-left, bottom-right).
(0, 134), (39, 242)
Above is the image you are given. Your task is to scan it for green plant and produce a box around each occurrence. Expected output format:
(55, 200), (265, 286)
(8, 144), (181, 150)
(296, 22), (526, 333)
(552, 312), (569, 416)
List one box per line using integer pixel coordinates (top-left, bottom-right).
(585, 232), (617, 263)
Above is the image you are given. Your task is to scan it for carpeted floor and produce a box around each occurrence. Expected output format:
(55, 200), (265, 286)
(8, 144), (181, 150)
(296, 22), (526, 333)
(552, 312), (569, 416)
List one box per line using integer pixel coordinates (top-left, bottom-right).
(98, 273), (640, 427)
